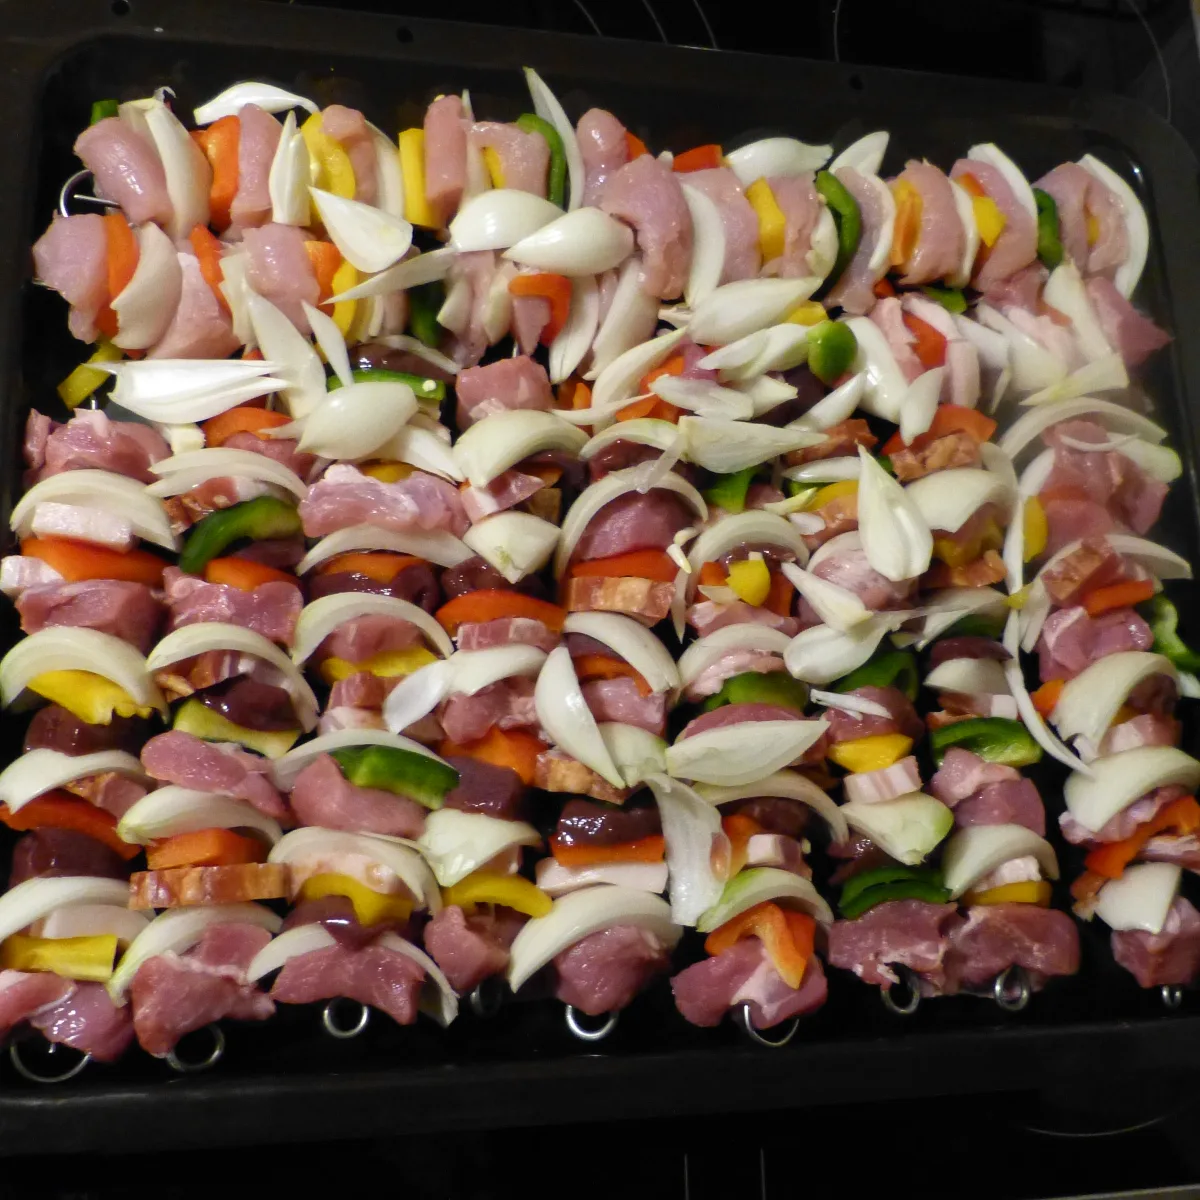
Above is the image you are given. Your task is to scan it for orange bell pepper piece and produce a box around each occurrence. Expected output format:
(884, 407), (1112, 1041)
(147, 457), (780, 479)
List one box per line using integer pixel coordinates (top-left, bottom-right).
(698, 562), (727, 587)
(704, 901), (815, 989)
(550, 834), (666, 868)
(672, 144), (723, 173)
(193, 115), (241, 231)
(201, 405), (292, 447)
(1081, 578), (1156, 618)
(882, 405), (997, 455)
(203, 557), (299, 591)
(438, 727), (546, 787)
(902, 312), (948, 370)
(21, 537), (168, 586)
(573, 653), (652, 697)
(569, 549), (679, 584)
(93, 212), (140, 338)
(721, 813), (764, 876)
(1084, 795), (1200, 880)
(889, 180), (922, 268)
(0, 792), (139, 860)
(147, 827), (266, 870)
(626, 132), (649, 160)
(314, 551), (423, 584)
(436, 590), (567, 635)
(1031, 678), (1065, 719)
(188, 226), (230, 311)
(508, 273), (572, 344)
(304, 240), (343, 304)
(557, 379), (593, 411)
(764, 570), (794, 618)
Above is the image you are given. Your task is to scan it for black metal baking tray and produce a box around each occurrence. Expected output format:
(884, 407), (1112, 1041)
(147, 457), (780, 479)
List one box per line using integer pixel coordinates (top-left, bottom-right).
(0, 0), (1199, 1156)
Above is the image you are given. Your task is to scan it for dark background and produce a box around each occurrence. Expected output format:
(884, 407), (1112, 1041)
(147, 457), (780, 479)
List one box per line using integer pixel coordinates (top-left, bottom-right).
(14, 1), (1200, 1195)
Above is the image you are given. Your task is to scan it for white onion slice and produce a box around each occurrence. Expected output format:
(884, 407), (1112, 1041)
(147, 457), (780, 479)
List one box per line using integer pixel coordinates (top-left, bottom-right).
(536, 858), (668, 898)
(147, 447), (306, 502)
(550, 275), (600, 384)
(271, 730), (441, 791)
(0, 877), (130, 952)
(0, 749), (147, 814)
(117, 787), (281, 846)
(1064, 746), (1200, 835)
(579, 419), (678, 461)
(1043, 261), (1113, 362)
(579, 328), (688, 422)
(193, 82), (316, 125)
(1095, 862), (1180, 935)
(245, 922), (335, 983)
(781, 562), (869, 631)
(685, 510), (808, 597)
(975, 305), (1068, 394)
(784, 614), (902, 685)
(793, 372), (867, 431)
(1051, 651), (1176, 746)
(268, 827), (440, 913)
(109, 902), (280, 1003)
(680, 417), (822, 475)
(504, 208), (632, 275)
(946, 180), (981, 289)
(676, 623), (792, 690)
(587, 254), (659, 379)
(555, 468), (706, 577)
(697, 866), (832, 933)
(524, 66), (584, 211)
(453, 409), (586, 488)
(726, 137), (831, 184)
(376, 422), (465, 483)
(143, 99), (209, 240)
(650, 376), (754, 421)
(1079, 154), (1150, 299)
(534, 647), (623, 787)
(292, 592), (453, 665)
(244, 289), (326, 419)
(450, 189), (562, 252)
(924, 657), (1010, 696)
(941, 823), (1057, 898)
(508, 884), (681, 993)
(301, 301), (352, 389)
(309, 186), (413, 274)
(12, 470), (176, 551)
(562, 611), (679, 695)
(829, 131), (888, 177)
(665, 719), (827, 787)
(686, 278), (821, 346)
(1121, 439), (1183, 484)
(111, 222), (182, 350)
(904, 466), (1013, 535)
(680, 183), (725, 309)
(967, 142), (1037, 220)
(898, 366), (945, 445)
(0, 628), (164, 713)
(1000, 394), (1166, 460)
(376, 931), (459, 1026)
(597, 723), (669, 789)
(463, 512), (559, 584)
(217, 252), (256, 348)
(296, 524), (471, 575)
(148, 623), (319, 731)
(1021, 353), (1129, 408)
(916, 587), (1008, 650)
(697, 770), (849, 845)
(283, 380), (416, 461)
(417, 809), (540, 888)
(36, 903), (148, 945)
(268, 111), (310, 226)
(841, 792), (954, 866)
(331, 247), (458, 304)
(810, 689), (893, 718)
(858, 445), (932, 581)
(645, 773), (725, 927)
(784, 455), (861, 485)
(842, 317), (909, 421)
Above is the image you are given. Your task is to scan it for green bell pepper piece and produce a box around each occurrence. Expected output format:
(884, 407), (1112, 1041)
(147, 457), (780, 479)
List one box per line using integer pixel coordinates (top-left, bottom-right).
(929, 716), (1042, 768)
(785, 480), (819, 504)
(328, 367), (445, 405)
(408, 281), (444, 349)
(701, 671), (810, 714)
(1033, 188), (1064, 270)
(702, 467), (758, 514)
(806, 320), (858, 386)
(814, 169), (861, 284)
(1146, 595), (1200, 673)
(90, 99), (119, 125)
(330, 745), (458, 810)
(942, 613), (1006, 640)
(831, 649), (918, 703)
(515, 113), (567, 209)
(178, 495), (302, 575)
(838, 865), (951, 920)
(920, 285), (967, 315)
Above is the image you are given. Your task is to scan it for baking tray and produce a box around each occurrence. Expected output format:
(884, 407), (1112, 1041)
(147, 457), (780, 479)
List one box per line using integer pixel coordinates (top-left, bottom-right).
(0, 0), (1198, 1156)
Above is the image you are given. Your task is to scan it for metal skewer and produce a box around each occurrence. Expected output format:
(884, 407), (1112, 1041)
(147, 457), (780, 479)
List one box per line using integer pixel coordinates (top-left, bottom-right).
(733, 1002), (799, 1048)
(58, 169), (120, 219)
(564, 1004), (618, 1042)
(1161, 984), (1184, 1010)
(321, 998), (371, 1039)
(467, 977), (506, 1018)
(164, 1023), (225, 1073)
(881, 963), (921, 1016)
(9, 1038), (91, 1084)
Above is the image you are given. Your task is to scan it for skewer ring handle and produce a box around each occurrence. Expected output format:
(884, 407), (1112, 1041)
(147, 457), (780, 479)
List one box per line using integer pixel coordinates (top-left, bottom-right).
(734, 1002), (798, 1048)
(1162, 984), (1184, 1010)
(9, 1039), (91, 1084)
(322, 998), (371, 1039)
(994, 965), (1032, 1013)
(468, 978), (505, 1018)
(165, 1023), (226, 1073)
(564, 1004), (618, 1042)
(881, 964), (921, 1016)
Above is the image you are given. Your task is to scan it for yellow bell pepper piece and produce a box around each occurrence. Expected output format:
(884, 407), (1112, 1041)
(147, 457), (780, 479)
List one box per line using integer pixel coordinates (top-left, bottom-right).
(443, 871), (553, 919)
(727, 557), (772, 607)
(300, 873), (414, 925)
(172, 698), (300, 759)
(1006, 585), (1030, 611)
(329, 258), (358, 336)
(932, 518), (1003, 567)
(1085, 211), (1100, 246)
(359, 460), (415, 484)
(972, 195), (1007, 248)
(57, 340), (122, 409)
(399, 127), (439, 229)
(319, 645), (438, 685)
(27, 671), (154, 725)
(745, 178), (787, 263)
(300, 112), (357, 199)
(805, 479), (859, 511)
(0, 933), (119, 982)
(481, 146), (506, 189)
(965, 880), (1052, 907)
(1022, 495), (1048, 562)
(784, 301), (828, 326)
(828, 733), (913, 774)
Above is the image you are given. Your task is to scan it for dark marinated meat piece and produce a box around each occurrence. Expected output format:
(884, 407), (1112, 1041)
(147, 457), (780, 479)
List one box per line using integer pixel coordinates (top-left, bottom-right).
(9, 829), (129, 887)
(555, 799), (662, 847)
(440, 555), (550, 601)
(198, 678), (298, 732)
(24, 706), (149, 755)
(443, 755), (527, 819)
